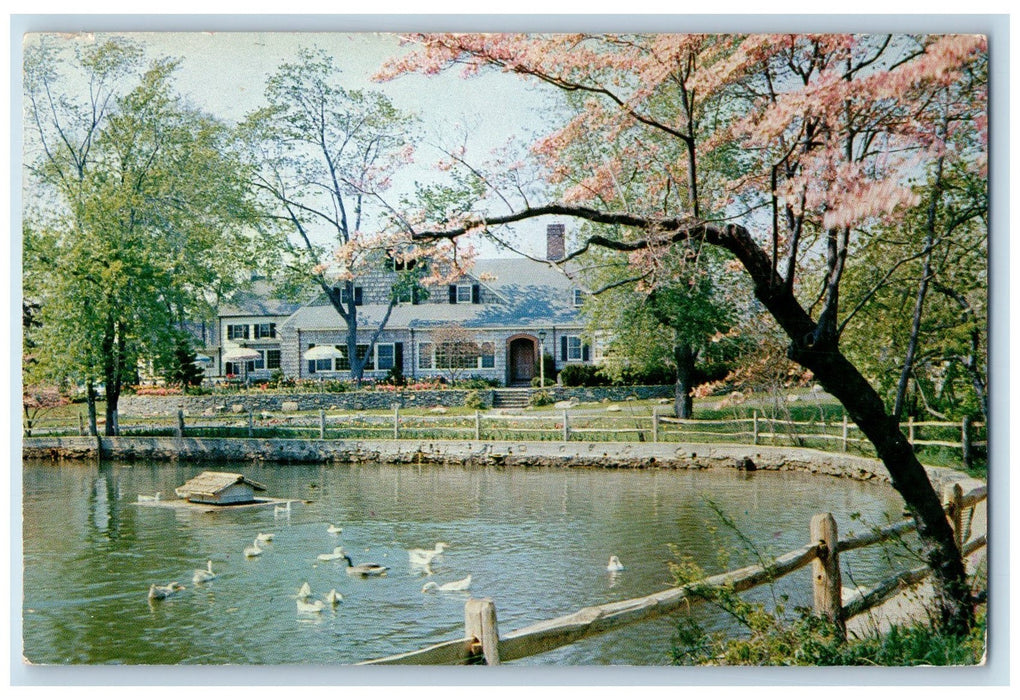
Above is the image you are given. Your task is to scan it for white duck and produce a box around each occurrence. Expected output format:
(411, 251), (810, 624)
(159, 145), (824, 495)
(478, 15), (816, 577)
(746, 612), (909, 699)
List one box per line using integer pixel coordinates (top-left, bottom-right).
(192, 560), (217, 584)
(422, 575), (472, 593)
(317, 546), (347, 562)
(137, 492), (161, 503)
(607, 556), (625, 572)
(296, 598), (324, 614)
(327, 524), (343, 535)
(148, 582), (185, 600)
(243, 539), (263, 558)
(342, 554), (389, 577)
(408, 542), (448, 567)
(255, 532), (274, 544)
(325, 589), (344, 606)
(297, 582), (312, 600)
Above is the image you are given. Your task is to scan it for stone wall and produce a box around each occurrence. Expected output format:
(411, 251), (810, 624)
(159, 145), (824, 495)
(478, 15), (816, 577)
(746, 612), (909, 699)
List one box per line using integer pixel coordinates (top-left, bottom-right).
(117, 385), (675, 417)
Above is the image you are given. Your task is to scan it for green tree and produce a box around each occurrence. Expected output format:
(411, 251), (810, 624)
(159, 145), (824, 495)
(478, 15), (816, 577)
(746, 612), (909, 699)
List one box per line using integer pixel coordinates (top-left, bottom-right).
(23, 36), (256, 433)
(239, 48), (424, 385)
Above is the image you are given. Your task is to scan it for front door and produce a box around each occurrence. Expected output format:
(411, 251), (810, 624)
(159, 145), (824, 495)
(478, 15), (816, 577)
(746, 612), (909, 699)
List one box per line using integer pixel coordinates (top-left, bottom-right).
(508, 338), (536, 386)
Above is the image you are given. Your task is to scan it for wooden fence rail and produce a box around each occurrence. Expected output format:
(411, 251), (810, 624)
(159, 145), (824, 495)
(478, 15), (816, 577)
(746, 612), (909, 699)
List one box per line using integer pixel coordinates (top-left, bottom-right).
(26, 404), (986, 466)
(360, 484), (986, 665)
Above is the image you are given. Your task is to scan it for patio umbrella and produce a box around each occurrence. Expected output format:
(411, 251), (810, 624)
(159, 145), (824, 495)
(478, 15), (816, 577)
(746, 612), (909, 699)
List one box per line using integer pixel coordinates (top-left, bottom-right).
(304, 345), (344, 361)
(222, 347), (262, 384)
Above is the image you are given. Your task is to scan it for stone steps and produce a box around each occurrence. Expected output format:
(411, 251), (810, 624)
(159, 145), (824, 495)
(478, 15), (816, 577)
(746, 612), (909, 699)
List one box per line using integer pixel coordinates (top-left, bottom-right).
(492, 388), (532, 408)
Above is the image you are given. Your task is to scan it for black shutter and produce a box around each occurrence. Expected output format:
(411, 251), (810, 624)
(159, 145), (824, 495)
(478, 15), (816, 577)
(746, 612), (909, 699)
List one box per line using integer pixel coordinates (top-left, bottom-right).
(561, 336), (568, 362)
(354, 287), (363, 306)
(394, 342), (404, 374)
(449, 285), (457, 304)
(582, 343), (590, 362)
(472, 284), (480, 304)
(243, 325), (249, 339)
(411, 288), (418, 305)
(308, 361), (316, 375)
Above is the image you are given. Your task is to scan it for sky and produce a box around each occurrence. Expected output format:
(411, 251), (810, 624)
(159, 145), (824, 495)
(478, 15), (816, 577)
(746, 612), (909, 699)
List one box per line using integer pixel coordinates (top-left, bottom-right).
(20, 30), (571, 259)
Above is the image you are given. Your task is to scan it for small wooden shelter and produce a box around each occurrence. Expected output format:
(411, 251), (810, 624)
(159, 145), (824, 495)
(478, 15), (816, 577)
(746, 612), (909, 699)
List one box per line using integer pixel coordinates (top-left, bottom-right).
(174, 471), (267, 505)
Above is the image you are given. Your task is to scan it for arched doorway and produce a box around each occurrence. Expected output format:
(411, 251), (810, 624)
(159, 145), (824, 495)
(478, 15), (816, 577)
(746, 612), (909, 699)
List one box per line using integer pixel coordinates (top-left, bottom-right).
(507, 336), (537, 386)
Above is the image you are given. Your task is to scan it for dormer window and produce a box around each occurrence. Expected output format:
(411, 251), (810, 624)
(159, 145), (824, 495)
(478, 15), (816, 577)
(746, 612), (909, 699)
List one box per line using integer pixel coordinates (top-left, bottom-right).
(456, 285), (473, 303)
(449, 284), (480, 304)
(572, 289), (584, 306)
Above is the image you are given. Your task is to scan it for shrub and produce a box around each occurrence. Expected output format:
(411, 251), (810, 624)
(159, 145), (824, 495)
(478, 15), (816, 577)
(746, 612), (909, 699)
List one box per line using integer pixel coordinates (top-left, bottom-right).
(559, 364), (610, 387)
(529, 390), (554, 407)
(457, 375), (500, 389)
(464, 390), (488, 410)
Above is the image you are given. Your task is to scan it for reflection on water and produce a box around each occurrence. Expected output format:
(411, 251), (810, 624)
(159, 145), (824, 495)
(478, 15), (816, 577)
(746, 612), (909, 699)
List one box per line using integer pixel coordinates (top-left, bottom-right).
(22, 460), (910, 665)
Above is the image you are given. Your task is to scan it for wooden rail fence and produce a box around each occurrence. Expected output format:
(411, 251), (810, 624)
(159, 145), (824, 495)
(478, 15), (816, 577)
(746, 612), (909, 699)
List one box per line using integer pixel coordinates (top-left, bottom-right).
(358, 483), (987, 665)
(25, 405), (986, 466)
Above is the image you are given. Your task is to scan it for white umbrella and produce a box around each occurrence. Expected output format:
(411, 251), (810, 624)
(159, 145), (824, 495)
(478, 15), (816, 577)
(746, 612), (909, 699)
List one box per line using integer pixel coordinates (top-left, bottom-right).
(304, 346), (344, 361)
(193, 354), (213, 364)
(222, 347), (262, 362)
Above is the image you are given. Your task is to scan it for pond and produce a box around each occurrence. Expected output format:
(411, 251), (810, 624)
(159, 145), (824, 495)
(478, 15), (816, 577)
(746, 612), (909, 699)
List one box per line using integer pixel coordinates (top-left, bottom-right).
(22, 459), (912, 665)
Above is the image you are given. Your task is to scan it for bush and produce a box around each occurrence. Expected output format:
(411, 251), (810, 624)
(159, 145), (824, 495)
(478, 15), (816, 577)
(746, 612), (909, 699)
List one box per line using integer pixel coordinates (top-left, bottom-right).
(464, 390), (488, 410)
(559, 364), (611, 387)
(529, 390), (554, 407)
(457, 375), (500, 389)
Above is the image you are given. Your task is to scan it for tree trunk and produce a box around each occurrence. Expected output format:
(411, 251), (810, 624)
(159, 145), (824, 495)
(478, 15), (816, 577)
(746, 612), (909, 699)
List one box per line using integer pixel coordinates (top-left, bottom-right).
(86, 380), (98, 437)
(788, 339), (973, 633)
(674, 342), (695, 419)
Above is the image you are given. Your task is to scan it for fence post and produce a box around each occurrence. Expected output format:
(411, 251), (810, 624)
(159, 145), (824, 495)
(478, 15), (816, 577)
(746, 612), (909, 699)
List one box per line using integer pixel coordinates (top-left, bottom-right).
(248, 410), (254, 438)
(810, 512), (845, 639)
(961, 416), (972, 468)
(752, 409), (759, 445)
(176, 410), (185, 438)
(393, 404), (400, 439)
(907, 416), (915, 445)
(320, 409), (326, 440)
(652, 407), (659, 443)
(943, 482), (964, 551)
(464, 598), (501, 665)
(79, 413), (85, 437)
(563, 408), (570, 442)
(841, 412), (848, 452)
(475, 410), (481, 441)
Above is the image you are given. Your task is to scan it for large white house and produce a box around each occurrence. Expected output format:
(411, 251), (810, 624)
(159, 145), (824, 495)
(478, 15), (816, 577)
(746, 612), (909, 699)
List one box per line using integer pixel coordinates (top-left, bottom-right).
(205, 225), (595, 386)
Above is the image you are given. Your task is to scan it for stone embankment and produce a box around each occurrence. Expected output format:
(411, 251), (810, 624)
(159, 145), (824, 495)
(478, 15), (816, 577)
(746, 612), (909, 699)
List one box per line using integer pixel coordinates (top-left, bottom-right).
(22, 436), (980, 497)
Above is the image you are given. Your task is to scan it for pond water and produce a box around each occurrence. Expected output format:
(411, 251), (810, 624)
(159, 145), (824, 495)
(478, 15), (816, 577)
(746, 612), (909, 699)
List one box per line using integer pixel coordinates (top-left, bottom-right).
(22, 459), (912, 665)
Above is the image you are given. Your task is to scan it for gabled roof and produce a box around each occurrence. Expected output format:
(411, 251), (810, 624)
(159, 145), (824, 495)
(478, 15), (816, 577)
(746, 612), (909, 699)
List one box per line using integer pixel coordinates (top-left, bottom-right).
(279, 257), (586, 332)
(175, 471), (267, 499)
(219, 280), (305, 318)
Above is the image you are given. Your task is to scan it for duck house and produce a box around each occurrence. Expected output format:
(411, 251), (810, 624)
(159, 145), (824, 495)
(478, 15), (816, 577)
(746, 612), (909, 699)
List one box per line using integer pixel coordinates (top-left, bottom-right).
(174, 471), (267, 506)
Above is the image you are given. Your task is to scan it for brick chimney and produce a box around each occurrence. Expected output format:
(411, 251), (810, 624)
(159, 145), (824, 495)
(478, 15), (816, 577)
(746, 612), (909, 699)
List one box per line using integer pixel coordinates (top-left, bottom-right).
(546, 223), (565, 261)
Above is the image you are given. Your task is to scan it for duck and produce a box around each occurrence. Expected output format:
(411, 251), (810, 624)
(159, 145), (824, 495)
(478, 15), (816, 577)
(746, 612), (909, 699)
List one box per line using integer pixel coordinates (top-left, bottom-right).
(342, 554), (389, 577)
(327, 524), (343, 535)
(255, 532), (274, 544)
(325, 589), (344, 606)
(297, 582), (312, 600)
(192, 560), (217, 584)
(422, 575), (472, 593)
(408, 542), (448, 566)
(317, 546), (347, 562)
(607, 556), (625, 572)
(296, 598), (325, 614)
(137, 492), (161, 503)
(243, 539), (263, 558)
(148, 582), (185, 600)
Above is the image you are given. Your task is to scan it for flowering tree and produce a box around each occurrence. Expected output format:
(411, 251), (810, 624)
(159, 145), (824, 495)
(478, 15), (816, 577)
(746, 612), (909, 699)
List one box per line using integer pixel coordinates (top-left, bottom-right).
(380, 33), (987, 633)
(238, 48), (428, 385)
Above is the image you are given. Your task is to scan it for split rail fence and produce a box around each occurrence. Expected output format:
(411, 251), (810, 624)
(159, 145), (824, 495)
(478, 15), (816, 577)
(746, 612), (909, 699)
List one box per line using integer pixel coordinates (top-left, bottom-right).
(26, 405), (986, 466)
(358, 482), (986, 665)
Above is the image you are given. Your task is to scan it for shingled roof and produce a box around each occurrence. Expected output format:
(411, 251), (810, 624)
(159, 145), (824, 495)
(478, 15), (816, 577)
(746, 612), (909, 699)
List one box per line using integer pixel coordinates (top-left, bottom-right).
(175, 471), (267, 500)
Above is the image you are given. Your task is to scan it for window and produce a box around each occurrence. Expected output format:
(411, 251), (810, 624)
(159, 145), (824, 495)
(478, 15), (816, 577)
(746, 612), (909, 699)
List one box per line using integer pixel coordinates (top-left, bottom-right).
(418, 342), (433, 370)
(266, 349), (281, 370)
(227, 324), (249, 340)
(254, 323), (276, 339)
(376, 343), (395, 371)
(339, 286), (364, 306)
(456, 285), (473, 304)
(480, 342), (495, 369)
(573, 289), (585, 306)
(566, 335), (583, 361)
